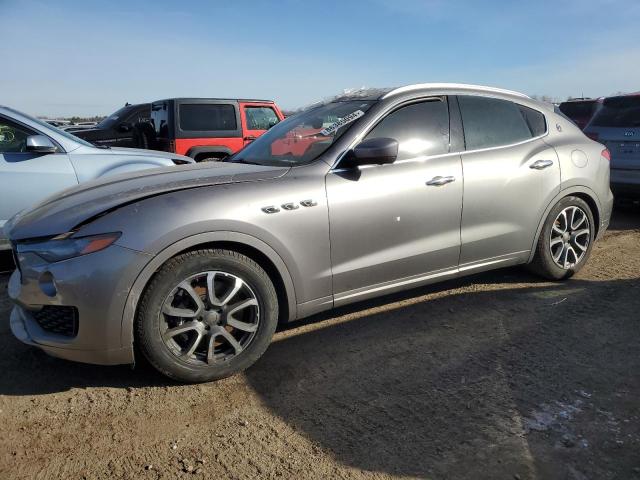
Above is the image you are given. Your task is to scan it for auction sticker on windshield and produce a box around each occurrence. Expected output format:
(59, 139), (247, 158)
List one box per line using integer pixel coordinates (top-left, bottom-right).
(320, 110), (365, 136)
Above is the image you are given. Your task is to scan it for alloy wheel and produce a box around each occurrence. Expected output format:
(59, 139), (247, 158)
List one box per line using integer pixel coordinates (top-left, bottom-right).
(549, 206), (591, 269)
(160, 271), (260, 365)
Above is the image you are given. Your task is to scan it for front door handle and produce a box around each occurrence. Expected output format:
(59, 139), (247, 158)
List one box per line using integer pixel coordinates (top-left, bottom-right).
(530, 159), (554, 170)
(426, 175), (455, 186)
(244, 136), (257, 141)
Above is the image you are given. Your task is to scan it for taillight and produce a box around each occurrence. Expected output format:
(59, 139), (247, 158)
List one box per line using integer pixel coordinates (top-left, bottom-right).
(586, 132), (599, 141)
(601, 148), (611, 161)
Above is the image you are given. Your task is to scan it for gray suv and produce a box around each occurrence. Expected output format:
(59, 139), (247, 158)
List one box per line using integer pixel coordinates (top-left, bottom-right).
(583, 94), (640, 197)
(6, 84), (614, 382)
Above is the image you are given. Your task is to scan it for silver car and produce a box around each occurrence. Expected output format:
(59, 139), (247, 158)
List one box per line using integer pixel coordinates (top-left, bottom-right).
(583, 94), (640, 197)
(6, 84), (614, 382)
(0, 106), (194, 250)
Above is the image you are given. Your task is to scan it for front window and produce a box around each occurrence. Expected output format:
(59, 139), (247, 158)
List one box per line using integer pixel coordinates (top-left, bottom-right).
(2, 107), (94, 148)
(0, 118), (34, 153)
(230, 100), (375, 167)
(97, 105), (134, 128)
(244, 106), (280, 130)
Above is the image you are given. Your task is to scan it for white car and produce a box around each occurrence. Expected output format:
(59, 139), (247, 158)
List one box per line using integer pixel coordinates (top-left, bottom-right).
(0, 105), (194, 250)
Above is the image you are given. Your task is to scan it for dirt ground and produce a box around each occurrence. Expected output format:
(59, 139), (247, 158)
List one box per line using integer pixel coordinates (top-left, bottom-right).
(0, 207), (639, 480)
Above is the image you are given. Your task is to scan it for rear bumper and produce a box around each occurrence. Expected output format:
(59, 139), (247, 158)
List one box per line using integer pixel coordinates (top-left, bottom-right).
(598, 188), (614, 240)
(611, 168), (640, 197)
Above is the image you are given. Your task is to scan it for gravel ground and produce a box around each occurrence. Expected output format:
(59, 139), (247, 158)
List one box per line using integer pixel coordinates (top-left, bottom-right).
(0, 207), (639, 480)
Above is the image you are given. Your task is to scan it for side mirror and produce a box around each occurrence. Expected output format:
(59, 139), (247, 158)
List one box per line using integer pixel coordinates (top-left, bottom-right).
(343, 137), (398, 168)
(118, 122), (133, 132)
(268, 118), (279, 129)
(26, 135), (57, 154)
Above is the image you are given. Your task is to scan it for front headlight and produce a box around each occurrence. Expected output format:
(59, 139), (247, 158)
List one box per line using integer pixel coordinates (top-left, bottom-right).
(17, 232), (121, 263)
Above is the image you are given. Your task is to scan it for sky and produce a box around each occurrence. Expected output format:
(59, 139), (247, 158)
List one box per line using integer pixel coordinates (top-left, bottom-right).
(1, 0), (639, 117)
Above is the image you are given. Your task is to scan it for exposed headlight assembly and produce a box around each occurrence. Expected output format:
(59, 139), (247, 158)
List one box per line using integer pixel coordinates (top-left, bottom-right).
(17, 232), (121, 262)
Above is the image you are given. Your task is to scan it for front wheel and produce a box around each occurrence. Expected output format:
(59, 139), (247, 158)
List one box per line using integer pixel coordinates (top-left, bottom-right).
(528, 196), (595, 280)
(136, 249), (278, 382)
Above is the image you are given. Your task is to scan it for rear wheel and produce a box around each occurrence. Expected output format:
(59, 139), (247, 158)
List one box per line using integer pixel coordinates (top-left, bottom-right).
(136, 249), (278, 382)
(528, 196), (595, 280)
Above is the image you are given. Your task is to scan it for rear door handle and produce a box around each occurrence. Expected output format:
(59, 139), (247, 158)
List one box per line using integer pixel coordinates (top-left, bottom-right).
(244, 136), (257, 141)
(530, 159), (554, 170)
(426, 175), (455, 186)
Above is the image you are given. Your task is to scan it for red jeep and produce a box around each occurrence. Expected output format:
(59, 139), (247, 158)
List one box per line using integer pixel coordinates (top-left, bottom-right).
(149, 98), (285, 162)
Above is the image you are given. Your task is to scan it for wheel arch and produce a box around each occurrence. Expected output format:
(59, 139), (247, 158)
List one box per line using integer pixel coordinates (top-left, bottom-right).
(527, 185), (602, 263)
(121, 231), (298, 350)
(185, 146), (233, 161)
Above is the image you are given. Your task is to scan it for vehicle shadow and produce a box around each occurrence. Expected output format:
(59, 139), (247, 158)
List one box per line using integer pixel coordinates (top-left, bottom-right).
(243, 276), (640, 478)
(1, 271), (639, 476)
(608, 202), (640, 231)
(0, 267), (544, 396)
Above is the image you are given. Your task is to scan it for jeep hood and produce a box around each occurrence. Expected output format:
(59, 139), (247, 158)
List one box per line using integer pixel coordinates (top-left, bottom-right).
(6, 162), (289, 241)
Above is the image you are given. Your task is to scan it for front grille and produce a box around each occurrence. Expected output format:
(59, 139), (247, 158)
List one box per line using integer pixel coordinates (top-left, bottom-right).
(33, 306), (78, 337)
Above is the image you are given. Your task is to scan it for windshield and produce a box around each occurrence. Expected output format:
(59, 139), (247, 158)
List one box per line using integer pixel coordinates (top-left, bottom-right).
(97, 105), (133, 128)
(230, 100), (375, 167)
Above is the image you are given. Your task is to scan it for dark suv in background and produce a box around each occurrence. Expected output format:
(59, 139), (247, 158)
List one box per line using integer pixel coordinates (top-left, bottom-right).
(558, 98), (599, 130)
(70, 103), (151, 148)
(584, 94), (640, 197)
(149, 98), (284, 162)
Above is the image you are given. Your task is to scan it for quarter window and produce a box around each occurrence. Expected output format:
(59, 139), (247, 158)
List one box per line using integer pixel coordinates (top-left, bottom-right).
(0, 118), (35, 153)
(365, 98), (450, 160)
(518, 104), (546, 137)
(245, 107), (280, 130)
(458, 96), (543, 150)
(179, 104), (237, 131)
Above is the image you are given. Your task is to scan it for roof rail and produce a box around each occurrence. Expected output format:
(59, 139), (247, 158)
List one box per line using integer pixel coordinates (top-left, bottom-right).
(382, 83), (530, 100)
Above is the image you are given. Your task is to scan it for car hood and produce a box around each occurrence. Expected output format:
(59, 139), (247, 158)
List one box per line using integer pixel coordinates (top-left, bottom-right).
(75, 145), (194, 162)
(6, 162), (289, 241)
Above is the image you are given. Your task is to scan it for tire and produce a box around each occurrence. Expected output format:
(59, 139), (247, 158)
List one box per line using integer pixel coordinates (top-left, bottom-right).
(195, 154), (227, 163)
(528, 196), (595, 280)
(136, 249), (278, 383)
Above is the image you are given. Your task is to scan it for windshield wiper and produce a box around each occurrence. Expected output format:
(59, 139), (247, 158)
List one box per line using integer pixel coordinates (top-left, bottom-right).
(93, 144), (111, 149)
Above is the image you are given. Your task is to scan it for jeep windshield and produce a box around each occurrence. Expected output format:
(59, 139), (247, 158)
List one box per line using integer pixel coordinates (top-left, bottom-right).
(229, 100), (375, 167)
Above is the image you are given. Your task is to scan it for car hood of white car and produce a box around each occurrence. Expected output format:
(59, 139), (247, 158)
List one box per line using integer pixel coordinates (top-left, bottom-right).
(5, 161), (289, 241)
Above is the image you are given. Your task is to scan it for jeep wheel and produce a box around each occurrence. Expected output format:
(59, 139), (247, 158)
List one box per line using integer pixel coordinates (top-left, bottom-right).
(136, 249), (278, 382)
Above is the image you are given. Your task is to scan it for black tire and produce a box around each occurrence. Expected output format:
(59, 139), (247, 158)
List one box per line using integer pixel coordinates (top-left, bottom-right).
(136, 249), (278, 383)
(528, 196), (595, 280)
(195, 154), (227, 163)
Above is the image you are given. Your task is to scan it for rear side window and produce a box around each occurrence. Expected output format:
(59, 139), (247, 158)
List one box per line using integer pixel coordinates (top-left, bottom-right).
(179, 104), (237, 131)
(590, 96), (640, 127)
(245, 107), (280, 130)
(519, 104), (546, 137)
(458, 96), (535, 150)
(365, 98), (449, 160)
